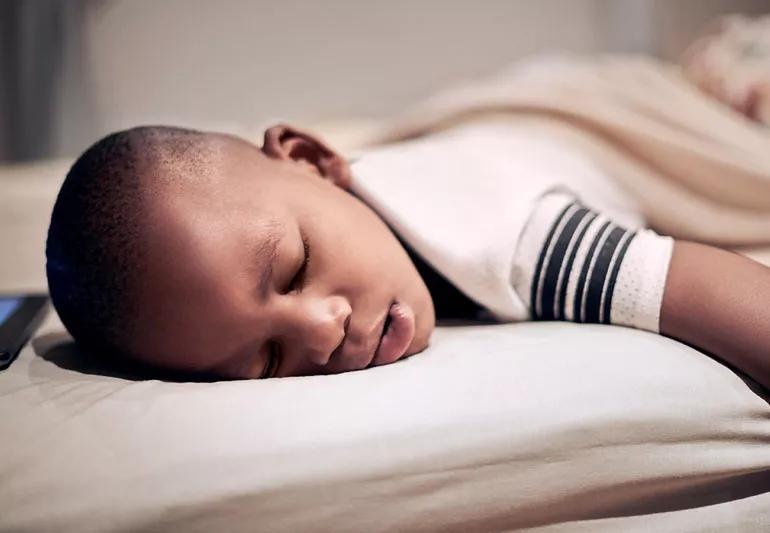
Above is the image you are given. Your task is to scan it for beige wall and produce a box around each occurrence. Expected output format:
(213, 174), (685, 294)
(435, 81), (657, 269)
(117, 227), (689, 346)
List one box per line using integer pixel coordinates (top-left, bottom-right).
(55, 0), (768, 156)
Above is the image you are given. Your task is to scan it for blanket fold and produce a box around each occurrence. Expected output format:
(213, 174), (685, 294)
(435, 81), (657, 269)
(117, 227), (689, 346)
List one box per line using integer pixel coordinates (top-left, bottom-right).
(365, 55), (770, 246)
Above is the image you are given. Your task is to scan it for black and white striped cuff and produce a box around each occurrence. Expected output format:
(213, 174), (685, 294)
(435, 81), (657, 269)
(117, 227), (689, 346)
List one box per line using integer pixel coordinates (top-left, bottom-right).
(512, 192), (674, 333)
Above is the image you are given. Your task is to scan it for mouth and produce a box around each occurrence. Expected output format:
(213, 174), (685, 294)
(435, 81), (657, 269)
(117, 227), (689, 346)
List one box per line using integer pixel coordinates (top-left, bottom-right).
(380, 313), (393, 343)
(369, 301), (416, 367)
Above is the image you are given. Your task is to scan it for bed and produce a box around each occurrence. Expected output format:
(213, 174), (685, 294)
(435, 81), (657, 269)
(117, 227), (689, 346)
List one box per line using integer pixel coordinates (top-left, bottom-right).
(3, 147), (770, 532)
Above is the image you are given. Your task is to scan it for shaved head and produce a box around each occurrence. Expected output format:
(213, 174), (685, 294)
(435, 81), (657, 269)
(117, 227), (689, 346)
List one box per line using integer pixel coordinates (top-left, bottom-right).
(46, 126), (221, 359)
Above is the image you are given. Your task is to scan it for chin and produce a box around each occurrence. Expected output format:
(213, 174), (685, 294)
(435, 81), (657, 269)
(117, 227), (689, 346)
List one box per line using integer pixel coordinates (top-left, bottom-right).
(410, 333), (432, 356)
(407, 319), (434, 358)
(415, 297), (436, 349)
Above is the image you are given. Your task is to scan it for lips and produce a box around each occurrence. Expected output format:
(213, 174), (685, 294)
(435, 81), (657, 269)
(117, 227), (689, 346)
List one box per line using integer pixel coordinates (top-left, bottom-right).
(370, 301), (416, 367)
(329, 301), (416, 372)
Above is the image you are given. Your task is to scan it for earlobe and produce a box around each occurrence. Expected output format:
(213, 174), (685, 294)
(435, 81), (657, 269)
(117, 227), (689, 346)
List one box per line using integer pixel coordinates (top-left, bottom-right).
(262, 124), (351, 189)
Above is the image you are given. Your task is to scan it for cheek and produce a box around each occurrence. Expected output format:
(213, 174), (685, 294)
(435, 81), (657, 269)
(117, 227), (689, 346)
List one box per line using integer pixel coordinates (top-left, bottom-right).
(316, 192), (392, 255)
(309, 186), (420, 290)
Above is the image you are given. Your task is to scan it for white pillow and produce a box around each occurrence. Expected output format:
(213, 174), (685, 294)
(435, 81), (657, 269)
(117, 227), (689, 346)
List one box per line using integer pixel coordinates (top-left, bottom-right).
(2, 311), (770, 532)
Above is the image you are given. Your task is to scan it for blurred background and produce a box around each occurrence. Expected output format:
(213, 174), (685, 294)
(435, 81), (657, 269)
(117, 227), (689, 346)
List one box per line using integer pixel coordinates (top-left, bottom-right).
(1, 0), (769, 162)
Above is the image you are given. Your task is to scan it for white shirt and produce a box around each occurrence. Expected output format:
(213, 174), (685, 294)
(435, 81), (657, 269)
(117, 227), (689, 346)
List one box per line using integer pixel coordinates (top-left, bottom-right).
(350, 120), (645, 321)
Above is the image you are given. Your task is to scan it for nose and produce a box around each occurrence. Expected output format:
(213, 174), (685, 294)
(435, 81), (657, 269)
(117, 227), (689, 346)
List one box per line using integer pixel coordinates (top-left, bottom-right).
(281, 294), (351, 367)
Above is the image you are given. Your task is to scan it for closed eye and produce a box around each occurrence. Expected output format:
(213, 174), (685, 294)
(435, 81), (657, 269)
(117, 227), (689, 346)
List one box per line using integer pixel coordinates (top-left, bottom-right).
(287, 236), (310, 293)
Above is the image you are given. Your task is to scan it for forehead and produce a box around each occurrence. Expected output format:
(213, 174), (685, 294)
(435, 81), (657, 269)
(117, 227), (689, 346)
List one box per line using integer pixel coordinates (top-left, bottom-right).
(146, 169), (288, 294)
(134, 211), (285, 369)
(133, 148), (296, 367)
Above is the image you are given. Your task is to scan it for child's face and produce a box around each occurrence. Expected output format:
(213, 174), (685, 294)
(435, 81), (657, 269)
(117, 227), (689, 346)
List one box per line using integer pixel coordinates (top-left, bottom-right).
(132, 126), (435, 379)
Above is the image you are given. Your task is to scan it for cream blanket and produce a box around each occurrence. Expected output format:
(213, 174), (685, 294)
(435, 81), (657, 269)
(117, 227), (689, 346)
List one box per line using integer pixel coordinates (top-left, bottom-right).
(360, 55), (770, 250)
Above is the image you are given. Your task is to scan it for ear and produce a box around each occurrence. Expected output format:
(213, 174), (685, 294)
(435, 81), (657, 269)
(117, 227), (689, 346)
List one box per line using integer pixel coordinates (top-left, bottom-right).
(262, 124), (351, 189)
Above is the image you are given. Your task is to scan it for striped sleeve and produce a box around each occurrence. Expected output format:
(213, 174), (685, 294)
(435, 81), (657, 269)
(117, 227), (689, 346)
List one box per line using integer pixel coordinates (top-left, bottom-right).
(512, 191), (674, 333)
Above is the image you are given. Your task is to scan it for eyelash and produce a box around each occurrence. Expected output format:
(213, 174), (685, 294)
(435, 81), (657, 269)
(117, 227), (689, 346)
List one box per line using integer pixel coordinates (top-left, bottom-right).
(287, 237), (311, 293)
(260, 237), (309, 379)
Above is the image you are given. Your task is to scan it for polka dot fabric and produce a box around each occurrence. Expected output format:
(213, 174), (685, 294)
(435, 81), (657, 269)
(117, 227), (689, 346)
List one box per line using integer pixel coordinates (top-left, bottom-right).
(513, 191), (674, 333)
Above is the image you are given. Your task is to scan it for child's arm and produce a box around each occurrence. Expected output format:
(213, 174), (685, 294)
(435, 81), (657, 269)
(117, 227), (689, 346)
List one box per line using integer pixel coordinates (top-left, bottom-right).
(661, 241), (770, 390)
(514, 191), (770, 390)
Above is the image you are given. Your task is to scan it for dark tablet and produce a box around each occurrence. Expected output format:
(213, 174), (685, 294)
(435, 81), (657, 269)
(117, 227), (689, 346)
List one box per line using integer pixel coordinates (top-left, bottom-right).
(0, 294), (49, 371)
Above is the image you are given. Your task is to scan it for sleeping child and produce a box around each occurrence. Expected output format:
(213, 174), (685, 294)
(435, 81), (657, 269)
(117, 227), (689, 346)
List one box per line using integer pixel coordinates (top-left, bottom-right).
(44, 120), (770, 389)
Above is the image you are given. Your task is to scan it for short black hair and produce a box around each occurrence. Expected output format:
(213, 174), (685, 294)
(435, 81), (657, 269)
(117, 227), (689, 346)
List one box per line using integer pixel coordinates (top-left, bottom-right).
(46, 125), (212, 358)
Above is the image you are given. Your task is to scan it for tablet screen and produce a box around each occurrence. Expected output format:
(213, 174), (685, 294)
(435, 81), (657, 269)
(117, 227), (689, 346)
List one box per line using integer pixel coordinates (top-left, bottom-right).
(0, 295), (49, 370)
(0, 297), (22, 324)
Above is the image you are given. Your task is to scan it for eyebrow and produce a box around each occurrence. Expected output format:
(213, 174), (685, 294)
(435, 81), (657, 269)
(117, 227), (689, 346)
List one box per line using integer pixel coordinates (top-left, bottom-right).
(255, 227), (282, 303)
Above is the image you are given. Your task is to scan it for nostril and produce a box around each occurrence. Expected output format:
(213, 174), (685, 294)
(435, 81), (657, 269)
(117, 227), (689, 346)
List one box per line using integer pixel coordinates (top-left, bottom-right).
(343, 313), (351, 335)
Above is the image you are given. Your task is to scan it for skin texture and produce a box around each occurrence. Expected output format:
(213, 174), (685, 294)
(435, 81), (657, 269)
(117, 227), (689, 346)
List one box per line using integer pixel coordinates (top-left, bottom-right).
(131, 125), (435, 379)
(661, 241), (770, 391)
